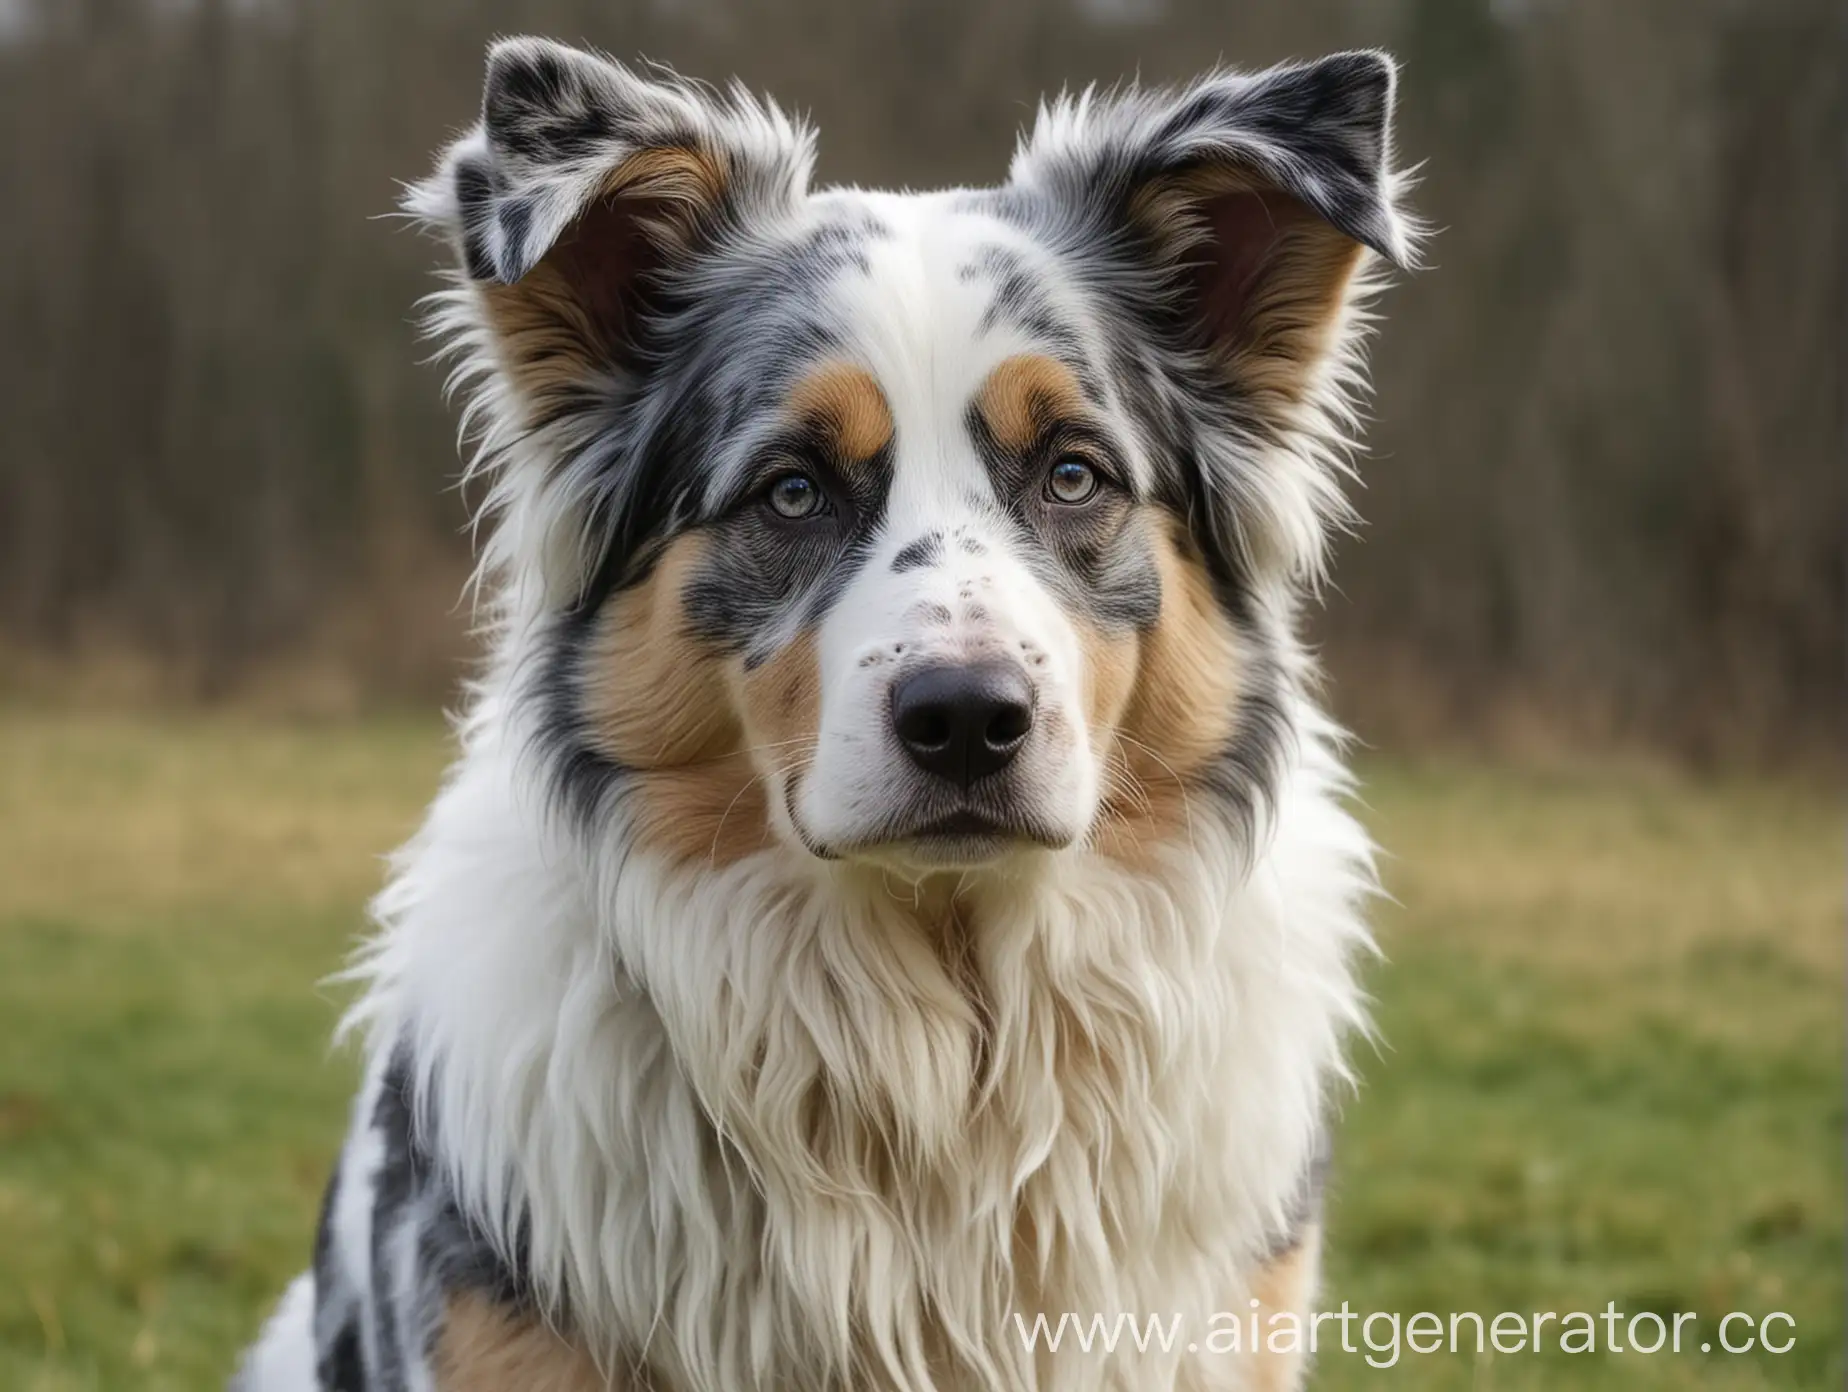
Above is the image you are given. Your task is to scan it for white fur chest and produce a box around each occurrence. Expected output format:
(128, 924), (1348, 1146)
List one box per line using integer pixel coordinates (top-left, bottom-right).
(347, 705), (1374, 1392)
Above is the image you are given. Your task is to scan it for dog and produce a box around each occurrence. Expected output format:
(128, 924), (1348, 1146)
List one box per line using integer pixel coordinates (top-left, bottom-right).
(236, 36), (1418, 1392)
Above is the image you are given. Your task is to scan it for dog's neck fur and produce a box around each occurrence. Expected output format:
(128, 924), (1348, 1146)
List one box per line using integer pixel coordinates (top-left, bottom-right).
(345, 675), (1375, 1390)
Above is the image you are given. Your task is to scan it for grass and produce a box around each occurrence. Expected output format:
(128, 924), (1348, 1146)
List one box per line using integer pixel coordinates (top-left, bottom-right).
(0, 713), (1838, 1390)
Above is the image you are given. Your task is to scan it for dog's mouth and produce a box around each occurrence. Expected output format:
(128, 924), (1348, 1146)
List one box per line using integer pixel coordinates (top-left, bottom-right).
(902, 809), (1047, 857)
(797, 800), (1074, 868)
(909, 809), (1014, 840)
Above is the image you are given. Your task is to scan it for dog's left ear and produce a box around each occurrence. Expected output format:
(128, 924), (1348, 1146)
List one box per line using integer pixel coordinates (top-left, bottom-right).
(1011, 52), (1417, 412)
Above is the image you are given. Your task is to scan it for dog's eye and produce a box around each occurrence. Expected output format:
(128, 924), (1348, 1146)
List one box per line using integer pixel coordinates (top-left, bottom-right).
(1046, 457), (1099, 505)
(767, 473), (824, 520)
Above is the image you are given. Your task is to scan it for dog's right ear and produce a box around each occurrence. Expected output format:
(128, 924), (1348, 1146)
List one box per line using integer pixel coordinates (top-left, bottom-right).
(411, 38), (813, 421)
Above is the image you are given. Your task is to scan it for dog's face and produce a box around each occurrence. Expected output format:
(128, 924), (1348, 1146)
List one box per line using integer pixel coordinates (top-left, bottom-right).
(417, 41), (1413, 872)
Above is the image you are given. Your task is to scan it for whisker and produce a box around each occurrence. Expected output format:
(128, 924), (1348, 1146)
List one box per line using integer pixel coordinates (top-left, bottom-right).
(708, 770), (769, 867)
(1102, 757), (1156, 818)
(705, 743), (821, 866)
(1110, 730), (1197, 857)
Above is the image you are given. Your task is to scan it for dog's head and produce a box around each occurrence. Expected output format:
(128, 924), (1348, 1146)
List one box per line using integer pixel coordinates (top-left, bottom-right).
(413, 40), (1416, 873)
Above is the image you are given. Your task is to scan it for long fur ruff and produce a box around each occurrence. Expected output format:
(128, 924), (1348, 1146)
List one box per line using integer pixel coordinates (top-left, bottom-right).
(333, 691), (1376, 1388)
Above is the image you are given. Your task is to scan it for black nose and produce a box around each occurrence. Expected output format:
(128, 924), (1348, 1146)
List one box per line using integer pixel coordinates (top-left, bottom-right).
(891, 661), (1034, 788)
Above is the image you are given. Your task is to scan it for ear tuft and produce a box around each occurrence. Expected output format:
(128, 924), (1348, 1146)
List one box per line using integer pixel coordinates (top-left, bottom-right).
(430, 38), (811, 287)
(1194, 49), (1409, 268)
(404, 40), (811, 425)
(1013, 50), (1416, 272)
(1010, 52), (1421, 398)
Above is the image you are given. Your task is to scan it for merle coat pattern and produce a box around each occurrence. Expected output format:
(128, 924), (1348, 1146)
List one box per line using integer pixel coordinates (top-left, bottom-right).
(236, 36), (1419, 1392)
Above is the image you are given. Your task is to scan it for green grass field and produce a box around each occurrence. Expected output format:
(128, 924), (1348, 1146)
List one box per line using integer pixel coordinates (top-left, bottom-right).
(0, 713), (1839, 1390)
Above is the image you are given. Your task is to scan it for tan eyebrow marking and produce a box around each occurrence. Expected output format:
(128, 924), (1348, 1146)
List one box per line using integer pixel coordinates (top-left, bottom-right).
(973, 353), (1089, 454)
(786, 361), (894, 463)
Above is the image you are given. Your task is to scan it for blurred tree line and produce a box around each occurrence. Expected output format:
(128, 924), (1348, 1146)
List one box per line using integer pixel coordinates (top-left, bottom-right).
(0, 0), (1839, 761)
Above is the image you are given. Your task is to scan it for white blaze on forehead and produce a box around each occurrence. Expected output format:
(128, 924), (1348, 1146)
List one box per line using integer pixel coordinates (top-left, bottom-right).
(815, 188), (1159, 510)
(820, 192), (1054, 520)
